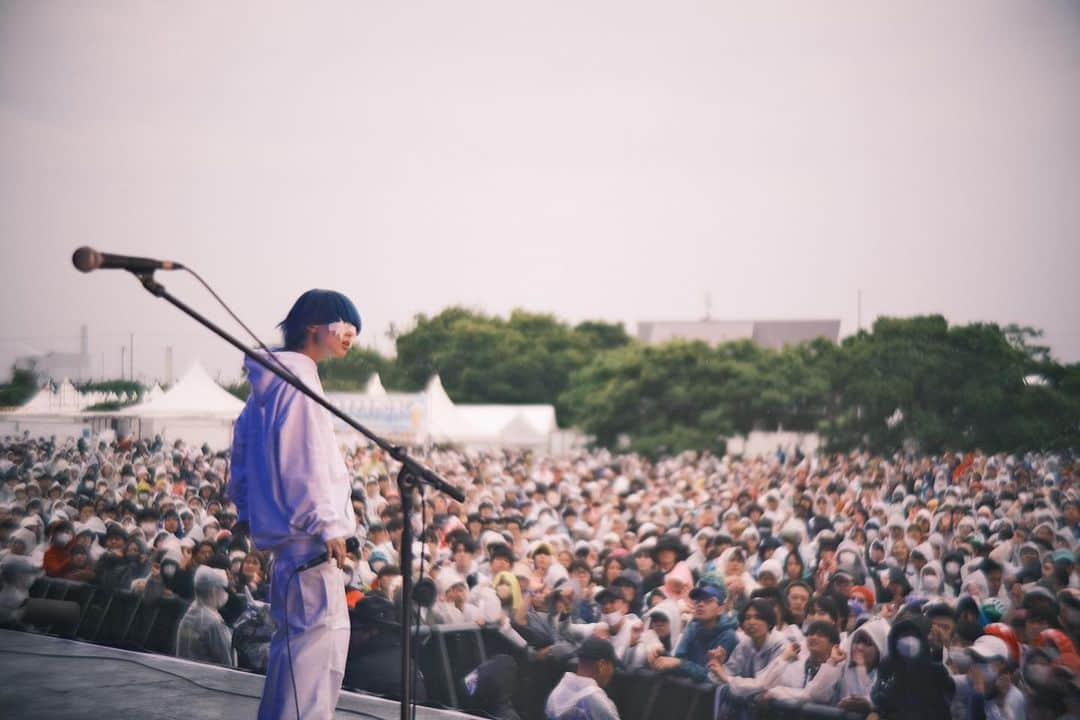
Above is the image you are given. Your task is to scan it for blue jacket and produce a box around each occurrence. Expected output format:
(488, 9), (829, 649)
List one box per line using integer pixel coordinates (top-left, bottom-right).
(671, 614), (739, 682)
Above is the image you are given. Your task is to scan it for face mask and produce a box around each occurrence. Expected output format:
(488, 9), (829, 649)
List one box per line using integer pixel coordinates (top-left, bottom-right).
(951, 648), (972, 672)
(602, 611), (625, 627)
(162, 564), (177, 579)
(141, 523), (158, 535)
(210, 587), (229, 609)
(681, 533), (692, 546)
(54, 533), (72, 546)
(923, 575), (941, 593)
(980, 662), (998, 686)
(896, 636), (921, 660)
(944, 562), (960, 577)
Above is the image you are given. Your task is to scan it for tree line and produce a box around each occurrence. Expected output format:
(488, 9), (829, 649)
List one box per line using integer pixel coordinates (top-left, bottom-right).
(6, 308), (1074, 455)
(316, 308), (1079, 455)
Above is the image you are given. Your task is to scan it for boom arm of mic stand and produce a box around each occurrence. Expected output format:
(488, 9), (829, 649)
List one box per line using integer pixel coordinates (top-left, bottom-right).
(133, 272), (464, 503)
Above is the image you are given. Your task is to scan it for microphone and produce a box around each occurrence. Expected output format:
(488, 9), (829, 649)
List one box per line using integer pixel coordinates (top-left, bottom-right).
(72, 246), (184, 274)
(296, 536), (362, 573)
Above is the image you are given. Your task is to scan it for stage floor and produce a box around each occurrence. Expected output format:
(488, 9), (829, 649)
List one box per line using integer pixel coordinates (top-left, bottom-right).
(0, 629), (474, 720)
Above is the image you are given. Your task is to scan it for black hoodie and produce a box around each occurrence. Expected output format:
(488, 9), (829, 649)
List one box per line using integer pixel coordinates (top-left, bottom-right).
(871, 616), (955, 720)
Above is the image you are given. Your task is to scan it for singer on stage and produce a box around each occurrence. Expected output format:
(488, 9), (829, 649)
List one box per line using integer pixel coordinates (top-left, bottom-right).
(227, 289), (361, 720)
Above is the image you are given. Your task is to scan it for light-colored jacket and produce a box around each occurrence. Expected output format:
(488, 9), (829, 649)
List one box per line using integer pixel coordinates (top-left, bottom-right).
(228, 351), (356, 553)
(545, 673), (621, 720)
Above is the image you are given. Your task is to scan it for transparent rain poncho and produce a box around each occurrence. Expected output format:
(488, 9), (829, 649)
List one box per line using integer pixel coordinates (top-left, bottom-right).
(544, 673), (620, 720)
(175, 566), (234, 667)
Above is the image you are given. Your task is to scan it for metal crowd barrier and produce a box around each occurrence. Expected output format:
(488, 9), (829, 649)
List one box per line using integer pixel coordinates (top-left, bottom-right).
(27, 576), (190, 655)
(21, 578), (869, 720)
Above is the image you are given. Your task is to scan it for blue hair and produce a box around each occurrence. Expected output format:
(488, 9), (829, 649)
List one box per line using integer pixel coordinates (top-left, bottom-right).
(278, 289), (362, 351)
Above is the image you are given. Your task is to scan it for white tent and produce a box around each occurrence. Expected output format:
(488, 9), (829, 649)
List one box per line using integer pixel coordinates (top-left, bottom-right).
(363, 373), (387, 397)
(147, 384), (165, 401)
(456, 405), (557, 446)
(13, 387), (58, 415)
(116, 362), (244, 419)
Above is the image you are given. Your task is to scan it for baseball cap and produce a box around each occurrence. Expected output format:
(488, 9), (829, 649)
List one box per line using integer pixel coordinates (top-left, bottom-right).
(969, 634), (1010, 662)
(688, 583), (726, 604)
(577, 637), (617, 664)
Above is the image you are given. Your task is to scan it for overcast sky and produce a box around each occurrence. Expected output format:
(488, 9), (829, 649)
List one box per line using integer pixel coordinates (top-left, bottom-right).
(2, 1), (1078, 385)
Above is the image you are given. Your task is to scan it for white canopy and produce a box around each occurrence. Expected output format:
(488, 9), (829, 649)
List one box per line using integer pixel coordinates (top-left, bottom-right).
(327, 373), (560, 450)
(116, 362), (244, 419)
(14, 378), (89, 415)
(363, 373), (387, 397)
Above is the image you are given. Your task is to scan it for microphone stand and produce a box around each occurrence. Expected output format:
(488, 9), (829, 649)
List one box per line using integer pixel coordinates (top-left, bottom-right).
(132, 271), (461, 720)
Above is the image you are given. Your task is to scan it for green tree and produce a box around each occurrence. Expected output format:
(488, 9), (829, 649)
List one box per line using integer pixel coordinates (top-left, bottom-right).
(319, 347), (392, 392)
(391, 307), (633, 423)
(820, 316), (1078, 453)
(0, 368), (39, 407)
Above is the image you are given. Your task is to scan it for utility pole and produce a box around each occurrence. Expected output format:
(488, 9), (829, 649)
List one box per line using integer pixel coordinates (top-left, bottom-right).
(120, 347), (126, 380)
(129, 333), (134, 381)
(857, 289), (863, 332)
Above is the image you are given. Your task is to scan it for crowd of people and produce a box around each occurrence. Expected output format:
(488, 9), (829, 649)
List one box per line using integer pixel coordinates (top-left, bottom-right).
(1, 431), (1078, 720)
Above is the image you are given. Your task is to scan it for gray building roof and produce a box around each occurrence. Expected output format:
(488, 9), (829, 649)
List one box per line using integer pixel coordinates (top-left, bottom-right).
(637, 319), (840, 350)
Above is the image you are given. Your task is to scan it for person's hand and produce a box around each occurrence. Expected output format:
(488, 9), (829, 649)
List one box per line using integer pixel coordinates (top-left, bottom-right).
(968, 663), (986, 695)
(880, 603), (898, 620)
(708, 658), (728, 682)
(593, 623), (611, 640)
(150, 563), (160, 577)
(535, 646), (553, 661)
(829, 646), (847, 666)
(994, 671), (1013, 699)
(630, 621), (644, 645)
(651, 656), (681, 672)
(838, 697), (872, 713)
(326, 536), (347, 570)
(708, 646), (728, 664)
(782, 642), (801, 662)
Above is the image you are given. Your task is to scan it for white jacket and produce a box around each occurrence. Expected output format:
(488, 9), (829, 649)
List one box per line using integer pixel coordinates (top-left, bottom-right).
(228, 352), (356, 553)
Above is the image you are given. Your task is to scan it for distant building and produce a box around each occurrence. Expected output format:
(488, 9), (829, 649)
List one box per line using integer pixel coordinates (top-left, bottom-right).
(14, 325), (92, 382)
(637, 319), (841, 350)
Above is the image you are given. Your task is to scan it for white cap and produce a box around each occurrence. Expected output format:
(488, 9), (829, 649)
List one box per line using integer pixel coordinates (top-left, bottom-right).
(969, 634), (1010, 662)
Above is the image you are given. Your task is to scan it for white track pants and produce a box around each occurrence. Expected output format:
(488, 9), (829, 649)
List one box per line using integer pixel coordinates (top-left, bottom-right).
(258, 557), (350, 720)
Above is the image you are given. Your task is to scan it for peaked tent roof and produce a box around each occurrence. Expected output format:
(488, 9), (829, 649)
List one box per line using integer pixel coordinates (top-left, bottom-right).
(363, 373), (387, 397)
(115, 362), (244, 419)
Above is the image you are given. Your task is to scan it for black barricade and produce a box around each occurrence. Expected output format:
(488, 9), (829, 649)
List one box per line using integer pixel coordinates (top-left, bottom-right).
(96, 589), (140, 646)
(17, 582), (871, 720)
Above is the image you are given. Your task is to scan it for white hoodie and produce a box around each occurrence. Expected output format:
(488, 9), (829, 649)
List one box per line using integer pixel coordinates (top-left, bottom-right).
(228, 352), (356, 553)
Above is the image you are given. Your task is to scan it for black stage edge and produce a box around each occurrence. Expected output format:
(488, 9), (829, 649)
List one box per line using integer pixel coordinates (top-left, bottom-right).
(0, 629), (474, 720)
